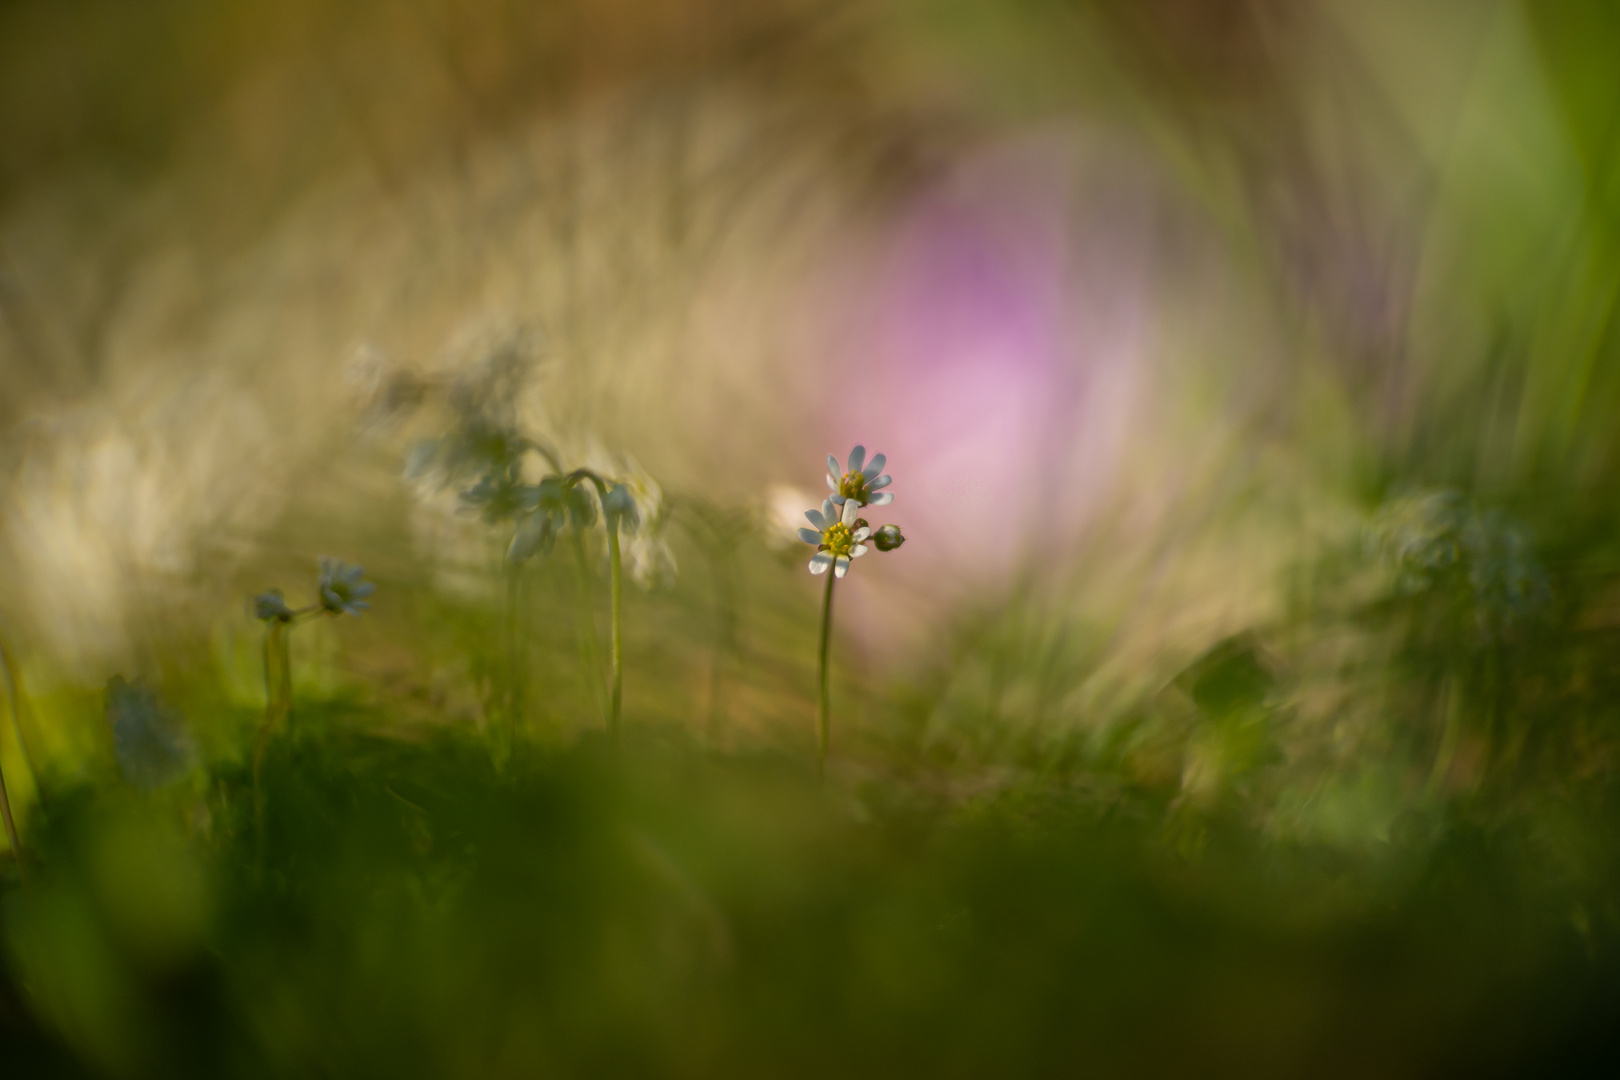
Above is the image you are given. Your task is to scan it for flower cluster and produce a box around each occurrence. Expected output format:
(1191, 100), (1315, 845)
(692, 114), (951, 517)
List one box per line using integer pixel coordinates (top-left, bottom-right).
(802, 444), (905, 577)
(1372, 490), (1549, 640)
(252, 559), (376, 623)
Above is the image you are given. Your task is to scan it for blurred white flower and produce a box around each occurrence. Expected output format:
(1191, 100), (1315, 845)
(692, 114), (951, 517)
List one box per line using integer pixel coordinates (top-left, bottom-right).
(318, 558), (377, 616)
(106, 676), (195, 790)
(613, 469), (678, 589)
(762, 484), (818, 550)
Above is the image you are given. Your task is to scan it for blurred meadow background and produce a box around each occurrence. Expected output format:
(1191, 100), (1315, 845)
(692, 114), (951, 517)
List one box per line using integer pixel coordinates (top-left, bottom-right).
(4, 0), (1620, 1075)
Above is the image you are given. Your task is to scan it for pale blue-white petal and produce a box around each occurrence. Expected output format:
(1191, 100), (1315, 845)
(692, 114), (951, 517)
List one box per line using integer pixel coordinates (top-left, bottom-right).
(809, 552), (833, 574)
(848, 445), (866, 473)
(826, 473), (838, 491)
(805, 508), (827, 530)
(840, 499), (860, 526)
(853, 527), (871, 541)
(868, 475), (892, 490)
(834, 554), (850, 578)
(862, 454), (885, 480)
(798, 528), (822, 545)
(830, 493), (847, 505)
(868, 491), (894, 506)
(851, 544), (868, 557)
(827, 454), (841, 477)
(822, 498), (838, 522)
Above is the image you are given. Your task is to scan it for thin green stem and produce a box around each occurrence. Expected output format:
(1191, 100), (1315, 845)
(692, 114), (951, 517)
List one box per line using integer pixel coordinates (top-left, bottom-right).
(817, 569), (836, 784)
(278, 623), (294, 727)
(558, 468), (619, 737)
(254, 622), (289, 855)
(607, 523), (623, 743)
(0, 629), (42, 801)
(0, 732), (20, 874)
(505, 562), (524, 742)
(570, 530), (608, 724)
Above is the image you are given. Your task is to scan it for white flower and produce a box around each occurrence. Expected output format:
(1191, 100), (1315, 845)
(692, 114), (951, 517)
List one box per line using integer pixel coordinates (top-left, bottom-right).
(318, 558), (376, 615)
(626, 530), (678, 589)
(799, 497), (870, 578)
(602, 483), (639, 532)
(826, 444), (894, 508)
(597, 460), (676, 589)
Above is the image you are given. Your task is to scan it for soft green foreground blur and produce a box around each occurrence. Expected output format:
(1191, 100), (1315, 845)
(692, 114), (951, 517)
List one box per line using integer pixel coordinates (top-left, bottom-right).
(4, 1), (1620, 1076)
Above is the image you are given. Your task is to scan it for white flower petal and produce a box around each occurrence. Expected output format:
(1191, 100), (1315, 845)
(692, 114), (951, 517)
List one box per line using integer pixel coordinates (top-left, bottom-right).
(830, 493), (847, 505)
(798, 528), (823, 545)
(827, 454), (841, 478)
(853, 527), (871, 541)
(826, 474), (838, 491)
(805, 508), (827, 530)
(840, 499), (860, 526)
(851, 544), (868, 557)
(834, 554), (850, 578)
(868, 475), (892, 491)
(848, 445), (866, 473)
(868, 492), (894, 506)
(862, 453), (885, 480)
(823, 498), (838, 522)
(809, 552), (833, 574)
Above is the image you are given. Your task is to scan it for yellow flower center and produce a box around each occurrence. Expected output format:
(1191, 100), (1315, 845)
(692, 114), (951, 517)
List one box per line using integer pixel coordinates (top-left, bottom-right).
(822, 522), (855, 558)
(838, 470), (869, 503)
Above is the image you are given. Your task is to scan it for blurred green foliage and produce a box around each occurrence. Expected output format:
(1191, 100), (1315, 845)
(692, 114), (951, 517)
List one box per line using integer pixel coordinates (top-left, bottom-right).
(4, 724), (1620, 1078)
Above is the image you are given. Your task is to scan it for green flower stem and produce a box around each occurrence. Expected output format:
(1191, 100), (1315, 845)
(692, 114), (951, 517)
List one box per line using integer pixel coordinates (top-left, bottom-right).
(253, 613), (308, 857)
(0, 630), (40, 795)
(279, 625), (294, 721)
(607, 522), (624, 743)
(562, 468), (623, 741)
(817, 568), (836, 783)
(505, 562), (524, 740)
(0, 731), (20, 871)
(570, 530), (608, 724)
(254, 621), (291, 843)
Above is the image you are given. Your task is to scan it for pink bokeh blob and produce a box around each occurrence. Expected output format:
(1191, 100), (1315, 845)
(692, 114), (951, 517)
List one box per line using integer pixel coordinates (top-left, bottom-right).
(810, 134), (1155, 648)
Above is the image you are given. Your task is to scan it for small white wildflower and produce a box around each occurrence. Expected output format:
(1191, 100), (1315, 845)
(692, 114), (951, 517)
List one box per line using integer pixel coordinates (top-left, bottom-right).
(826, 444), (893, 508)
(598, 460), (675, 589)
(799, 497), (870, 579)
(317, 558), (376, 615)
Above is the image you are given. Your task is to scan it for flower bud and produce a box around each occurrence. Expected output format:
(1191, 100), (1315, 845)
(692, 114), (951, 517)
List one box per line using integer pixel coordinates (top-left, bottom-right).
(252, 590), (293, 622)
(872, 524), (906, 552)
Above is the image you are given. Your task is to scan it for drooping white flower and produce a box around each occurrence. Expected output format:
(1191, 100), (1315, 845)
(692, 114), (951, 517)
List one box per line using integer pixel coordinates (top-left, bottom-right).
(595, 461), (676, 589)
(799, 497), (870, 579)
(826, 444), (893, 508)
